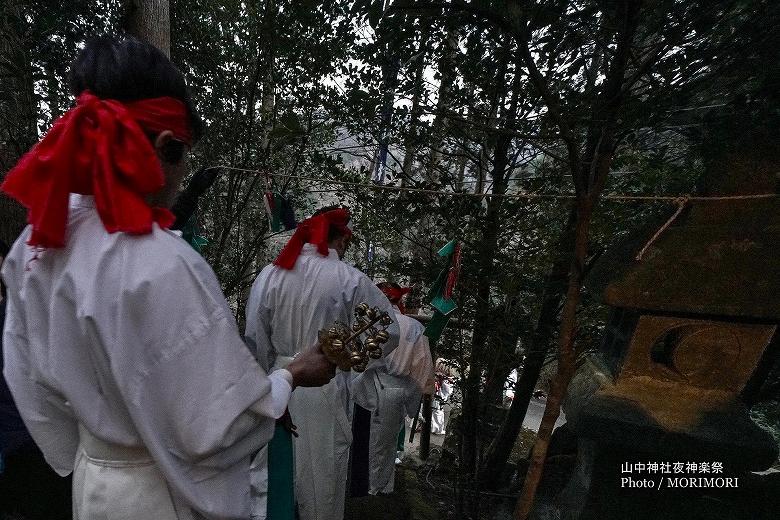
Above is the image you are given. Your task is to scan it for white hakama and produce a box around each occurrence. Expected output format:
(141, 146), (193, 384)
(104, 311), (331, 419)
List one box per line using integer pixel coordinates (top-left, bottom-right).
(368, 308), (433, 494)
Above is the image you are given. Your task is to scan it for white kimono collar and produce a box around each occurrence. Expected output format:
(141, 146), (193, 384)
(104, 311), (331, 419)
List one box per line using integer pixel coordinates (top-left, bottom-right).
(69, 193), (95, 209)
(300, 242), (339, 260)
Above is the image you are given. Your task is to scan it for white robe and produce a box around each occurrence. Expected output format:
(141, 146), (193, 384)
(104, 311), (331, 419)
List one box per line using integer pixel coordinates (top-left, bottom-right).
(369, 307), (433, 494)
(245, 244), (399, 520)
(1, 194), (288, 520)
(431, 380), (452, 435)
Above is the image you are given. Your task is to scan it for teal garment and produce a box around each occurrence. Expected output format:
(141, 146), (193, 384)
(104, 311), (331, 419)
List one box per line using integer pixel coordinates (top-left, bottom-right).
(266, 192), (297, 232)
(269, 192), (283, 232)
(267, 424), (295, 520)
(180, 215), (209, 253)
(397, 425), (405, 453)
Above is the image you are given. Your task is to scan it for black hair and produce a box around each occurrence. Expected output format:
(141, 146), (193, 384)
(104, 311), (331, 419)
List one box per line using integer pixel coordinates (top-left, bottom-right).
(68, 36), (203, 162)
(312, 205), (351, 242)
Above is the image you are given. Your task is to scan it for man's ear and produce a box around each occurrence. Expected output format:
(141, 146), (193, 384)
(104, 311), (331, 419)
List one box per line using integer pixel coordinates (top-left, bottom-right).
(154, 130), (186, 164)
(154, 130), (175, 156)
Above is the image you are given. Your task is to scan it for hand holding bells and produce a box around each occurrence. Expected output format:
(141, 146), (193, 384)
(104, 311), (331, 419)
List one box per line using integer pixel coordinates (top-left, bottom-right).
(319, 303), (393, 372)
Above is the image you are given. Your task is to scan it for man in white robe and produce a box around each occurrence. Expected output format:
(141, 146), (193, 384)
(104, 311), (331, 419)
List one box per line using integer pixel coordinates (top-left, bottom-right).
(245, 207), (400, 520)
(368, 283), (434, 495)
(0, 37), (335, 520)
(431, 362), (454, 435)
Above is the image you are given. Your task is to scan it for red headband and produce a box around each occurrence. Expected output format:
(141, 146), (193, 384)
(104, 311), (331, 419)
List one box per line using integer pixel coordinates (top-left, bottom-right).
(1, 91), (193, 248)
(274, 208), (352, 270)
(380, 285), (411, 314)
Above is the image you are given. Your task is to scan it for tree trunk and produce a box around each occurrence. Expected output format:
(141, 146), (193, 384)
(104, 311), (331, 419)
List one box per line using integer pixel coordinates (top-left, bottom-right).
(419, 393), (433, 459)
(124, 0), (170, 56)
(480, 205), (576, 489)
(237, 0), (276, 312)
(460, 49), (522, 516)
(512, 4), (643, 516)
(514, 197), (593, 520)
(371, 7), (407, 182)
(455, 131), (468, 191)
(401, 24), (430, 183)
(254, 0), (276, 158)
(425, 24), (458, 183)
(475, 50), (508, 195)
(45, 61), (61, 122)
(482, 365), (512, 407)
(460, 134), (510, 511)
(482, 296), (524, 406)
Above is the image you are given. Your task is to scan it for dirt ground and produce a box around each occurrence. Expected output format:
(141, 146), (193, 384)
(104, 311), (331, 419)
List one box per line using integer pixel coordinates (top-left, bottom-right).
(344, 404), (540, 520)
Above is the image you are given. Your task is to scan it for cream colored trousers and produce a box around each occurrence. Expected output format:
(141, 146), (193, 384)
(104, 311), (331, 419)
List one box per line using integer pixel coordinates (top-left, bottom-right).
(369, 386), (407, 494)
(72, 425), (196, 520)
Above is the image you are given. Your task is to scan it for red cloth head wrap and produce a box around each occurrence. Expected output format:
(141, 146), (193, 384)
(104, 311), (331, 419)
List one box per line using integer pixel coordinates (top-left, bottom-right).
(274, 208), (352, 270)
(380, 285), (411, 314)
(1, 90), (193, 248)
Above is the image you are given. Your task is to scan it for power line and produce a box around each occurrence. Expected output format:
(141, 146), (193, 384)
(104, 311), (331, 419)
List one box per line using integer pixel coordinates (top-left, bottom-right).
(216, 165), (778, 203)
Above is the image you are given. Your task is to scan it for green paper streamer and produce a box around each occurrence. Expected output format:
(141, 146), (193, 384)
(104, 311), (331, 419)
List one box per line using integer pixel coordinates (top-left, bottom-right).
(424, 310), (450, 347)
(424, 239), (460, 345)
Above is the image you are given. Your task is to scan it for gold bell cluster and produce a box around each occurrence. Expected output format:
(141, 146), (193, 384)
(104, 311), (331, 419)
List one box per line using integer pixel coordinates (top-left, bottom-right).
(319, 302), (393, 372)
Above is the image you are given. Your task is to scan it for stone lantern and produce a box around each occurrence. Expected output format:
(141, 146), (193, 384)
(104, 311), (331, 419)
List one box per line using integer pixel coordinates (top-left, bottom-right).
(557, 197), (780, 518)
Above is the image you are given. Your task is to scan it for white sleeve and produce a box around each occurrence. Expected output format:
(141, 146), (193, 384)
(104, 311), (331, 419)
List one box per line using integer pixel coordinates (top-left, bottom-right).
(113, 255), (277, 466)
(440, 381), (453, 401)
(400, 320), (435, 394)
(2, 292), (79, 476)
(245, 273), (276, 372)
(250, 369), (293, 419)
